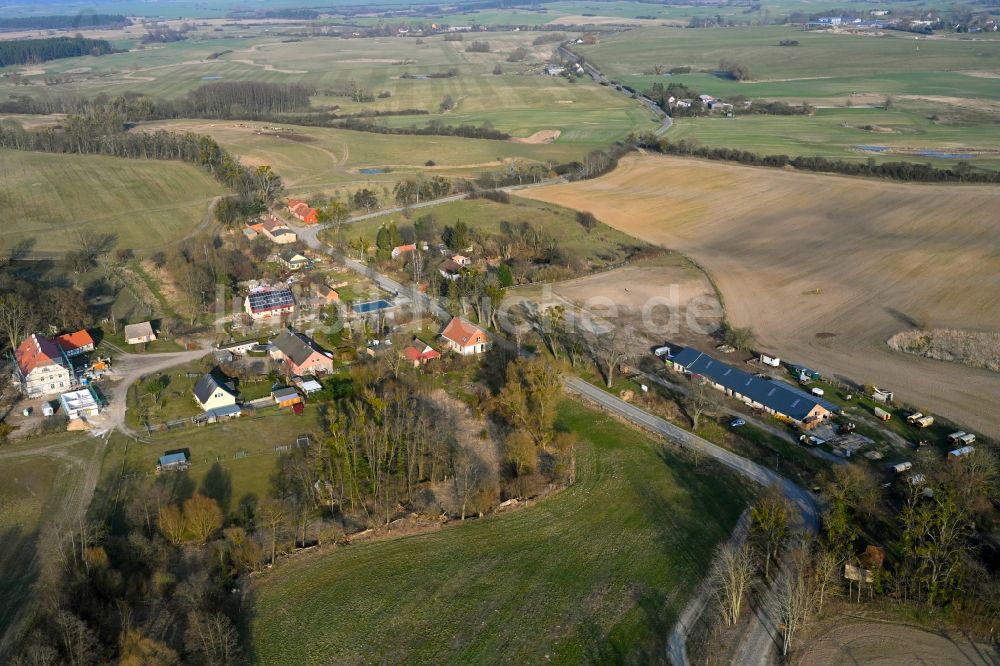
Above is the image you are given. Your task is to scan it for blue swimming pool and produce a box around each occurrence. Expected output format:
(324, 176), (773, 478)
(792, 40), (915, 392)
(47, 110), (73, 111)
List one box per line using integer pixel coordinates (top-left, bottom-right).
(353, 299), (393, 314)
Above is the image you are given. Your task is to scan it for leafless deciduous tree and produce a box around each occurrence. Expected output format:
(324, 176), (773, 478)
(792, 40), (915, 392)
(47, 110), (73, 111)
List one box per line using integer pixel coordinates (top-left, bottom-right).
(774, 545), (814, 656)
(710, 541), (755, 626)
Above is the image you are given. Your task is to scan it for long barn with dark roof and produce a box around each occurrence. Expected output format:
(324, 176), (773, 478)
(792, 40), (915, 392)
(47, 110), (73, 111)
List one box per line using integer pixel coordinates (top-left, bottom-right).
(669, 347), (837, 427)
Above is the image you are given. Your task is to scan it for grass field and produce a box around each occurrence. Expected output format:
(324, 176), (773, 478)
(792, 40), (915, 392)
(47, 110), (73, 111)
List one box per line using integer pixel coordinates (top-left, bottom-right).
(0, 150), (223, 253)
(668, 106), (1000, 168)
(521, 154), (1000, 440)
(3, 31), (652, 147)
(138, 119), (591, 196)
(0, 434), (102, 655)
(576, 25), (1000, 164)
(579, 26), (1000, 93)
(250, 400), (749, 665)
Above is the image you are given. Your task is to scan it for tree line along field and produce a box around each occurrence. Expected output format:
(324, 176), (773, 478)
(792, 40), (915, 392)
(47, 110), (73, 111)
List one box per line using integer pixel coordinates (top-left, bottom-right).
(348, 195), (647, 268)
(137, 119), (589, 197)
(521, 154), (1000, 440)
(0, 31), (654, 146)
(250, 400), (750, 665)
(0, 149), (224, 253)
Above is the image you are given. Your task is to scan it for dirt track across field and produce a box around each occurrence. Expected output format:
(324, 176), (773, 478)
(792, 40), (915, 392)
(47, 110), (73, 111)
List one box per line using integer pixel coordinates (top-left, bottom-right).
(521, 155), (1000, 438)
(796, 621), (998, 665)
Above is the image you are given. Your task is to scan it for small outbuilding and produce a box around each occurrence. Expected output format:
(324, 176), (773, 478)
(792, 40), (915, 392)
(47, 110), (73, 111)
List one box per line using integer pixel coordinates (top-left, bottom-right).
(124, 322), (156, 345)
(158, 451), (190, 473)
(272, 387), (303, 407)
(59, 387), (101, 420)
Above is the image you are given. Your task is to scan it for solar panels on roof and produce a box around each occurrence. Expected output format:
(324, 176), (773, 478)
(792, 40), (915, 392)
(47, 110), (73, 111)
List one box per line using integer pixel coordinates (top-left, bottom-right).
(248, 288), (294, 313)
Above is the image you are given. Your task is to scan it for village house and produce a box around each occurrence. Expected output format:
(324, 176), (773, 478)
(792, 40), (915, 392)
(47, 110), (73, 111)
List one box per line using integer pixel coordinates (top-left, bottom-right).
(314, 283), (340, 306)
(440, 317), (489, 355)
(54, 329), (95, 357)
(124, 322), (156, 345)
(392, 244), (416, 259)
(669, 347), (836, 427)
(260, 216), (298, 244)
(451, 254), (472, 267)
(278, 250), (309, 271)
(270, 328), (334, 375)
(244, 286), (295, 320)
(439, 259), (462, 281)
(287, 198), (319, 224)
(400, 339), (441, 367)
(13, 333), (74, 398)
(193, 372), (238, 412)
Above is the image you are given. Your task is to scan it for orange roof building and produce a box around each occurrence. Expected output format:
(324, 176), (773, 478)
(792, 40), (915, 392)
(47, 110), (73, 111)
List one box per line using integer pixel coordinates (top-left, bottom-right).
(440, 317), (489, 355)
(401, 340), (441, 367)
(54, 329), (95, 357)
(287, 199), (319, 225)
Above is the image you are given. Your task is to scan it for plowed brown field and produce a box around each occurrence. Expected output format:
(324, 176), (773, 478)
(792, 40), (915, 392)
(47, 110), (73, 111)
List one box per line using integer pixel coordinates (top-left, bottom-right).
(521, 155), (1000, 438)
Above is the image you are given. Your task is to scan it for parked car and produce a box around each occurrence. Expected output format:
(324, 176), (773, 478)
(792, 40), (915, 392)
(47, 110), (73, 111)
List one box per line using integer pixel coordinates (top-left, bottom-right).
(729, 418), (746, 428)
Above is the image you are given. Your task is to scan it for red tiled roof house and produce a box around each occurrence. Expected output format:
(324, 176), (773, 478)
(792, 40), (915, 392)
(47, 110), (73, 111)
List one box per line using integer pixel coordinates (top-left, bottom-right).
(440, 317), (489, 356)
(13, 334), (74, 398)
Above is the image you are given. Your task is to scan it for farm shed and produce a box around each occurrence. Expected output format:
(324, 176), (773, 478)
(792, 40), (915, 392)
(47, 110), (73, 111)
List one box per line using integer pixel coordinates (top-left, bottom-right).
(670, 347), (836, 427)
(158, 451), (189, 472)
(124, 322), (156, 345)
(272, 387), (303, 408)
(873, 407), (891, 421)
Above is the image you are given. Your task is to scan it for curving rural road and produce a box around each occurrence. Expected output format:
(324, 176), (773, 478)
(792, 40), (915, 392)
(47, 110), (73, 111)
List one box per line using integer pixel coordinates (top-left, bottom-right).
(562, 377), (819, 666)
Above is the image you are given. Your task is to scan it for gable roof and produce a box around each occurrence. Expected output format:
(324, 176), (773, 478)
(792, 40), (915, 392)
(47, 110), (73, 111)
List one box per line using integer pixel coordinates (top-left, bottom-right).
(15, 334), (66, 375)
(441, 317), (487, 348)
(280, 249), (308, 263)
(440, 259), (461, 274)
(272, 329), (324, 366)
(316, 284), (339, 301)
(246, 287), (295, 314)
(262, 217), (289, 233)
(54, 329), (94, 354)
(193, 373), (236, 404)
(672, 348), (836, 421)
(124, 321), (154, 340)
(272, 387), (300, 401)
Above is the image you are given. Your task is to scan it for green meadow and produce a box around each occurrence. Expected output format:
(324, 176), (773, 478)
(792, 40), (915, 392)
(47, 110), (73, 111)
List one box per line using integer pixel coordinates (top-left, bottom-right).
(250, 400), (750, 665)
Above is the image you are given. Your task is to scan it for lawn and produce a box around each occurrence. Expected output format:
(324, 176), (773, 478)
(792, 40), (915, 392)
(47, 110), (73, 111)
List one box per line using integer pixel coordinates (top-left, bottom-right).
(0, 150), (223, 253)
(104, 406), (325, 508)
(249, 399), (750, 665)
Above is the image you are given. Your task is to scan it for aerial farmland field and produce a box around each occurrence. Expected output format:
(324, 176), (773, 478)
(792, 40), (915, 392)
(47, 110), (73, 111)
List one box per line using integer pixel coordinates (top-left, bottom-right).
(0, 150), (224, 253)
(521, 154), (1000, 438)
